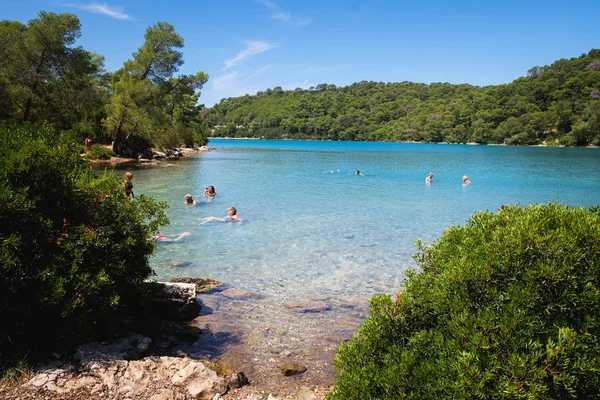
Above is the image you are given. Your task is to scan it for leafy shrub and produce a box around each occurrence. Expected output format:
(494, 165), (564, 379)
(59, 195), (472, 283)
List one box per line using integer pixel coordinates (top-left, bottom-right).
(330, 203), (600, 399)
(0, 125), (168, 368)
(84, 143), (116, 160)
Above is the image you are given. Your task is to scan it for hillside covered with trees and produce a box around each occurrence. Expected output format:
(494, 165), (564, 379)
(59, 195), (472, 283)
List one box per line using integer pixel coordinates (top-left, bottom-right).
(209, 49), (600, 146)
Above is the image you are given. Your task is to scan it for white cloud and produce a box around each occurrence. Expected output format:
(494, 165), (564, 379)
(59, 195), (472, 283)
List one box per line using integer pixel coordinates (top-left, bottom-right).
(246, 65), (273, 80)
(272, 12), (291, 23)
(64, 3), (131, 20)
(295, 17), (312, 27)
(257, 0), (311, 27)
(204, 66), (276, 106)
(224, 41), (276, 70)
(213, 71), (241, 90)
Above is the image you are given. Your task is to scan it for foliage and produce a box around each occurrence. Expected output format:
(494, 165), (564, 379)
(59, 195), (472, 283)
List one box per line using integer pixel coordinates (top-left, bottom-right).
(0, 12), (107, 141)
(103, 22), (209, 156)
(0, 12), (209, 156)
(0, 124), (168, 367)
(330, 203), (600, 399)
(83, 143), (116, 160)
(210, 49), (600, 146)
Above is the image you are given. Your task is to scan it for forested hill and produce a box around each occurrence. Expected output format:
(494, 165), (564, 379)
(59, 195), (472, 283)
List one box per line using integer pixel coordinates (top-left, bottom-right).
(208, 49), (600, 146)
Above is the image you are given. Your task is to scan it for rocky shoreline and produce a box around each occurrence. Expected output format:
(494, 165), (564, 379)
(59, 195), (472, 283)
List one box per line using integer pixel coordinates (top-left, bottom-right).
(0, 278), (342, 400)
(89, 146), (212, 168)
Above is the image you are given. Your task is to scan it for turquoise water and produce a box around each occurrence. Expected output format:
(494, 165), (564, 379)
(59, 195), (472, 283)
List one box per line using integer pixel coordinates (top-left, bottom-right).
(133, 140), (600, 304)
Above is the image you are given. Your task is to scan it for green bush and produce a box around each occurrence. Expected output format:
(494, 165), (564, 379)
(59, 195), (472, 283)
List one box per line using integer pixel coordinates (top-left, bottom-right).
(0, 125), (168, 367)
(83, 143), (116, 160)
(330, 203), (600, 399)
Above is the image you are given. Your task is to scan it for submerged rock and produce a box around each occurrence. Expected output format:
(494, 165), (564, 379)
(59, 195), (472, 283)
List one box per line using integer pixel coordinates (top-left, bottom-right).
(284, 301), (330, 313)
(280, 362), (307, 376)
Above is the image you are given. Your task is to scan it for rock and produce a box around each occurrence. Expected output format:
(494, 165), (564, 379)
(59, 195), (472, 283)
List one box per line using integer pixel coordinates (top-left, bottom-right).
(226, 371), (249, 389)
(169, 277), (223, 293)
(171, 360), (228, 399)
(148, 281), (201, 320)
(220, 288), (265, 300)
(23, 357), (227, 400)
(169, 260), (193, 268)
(153, 151), (167, 159)
(280, 362), (307, 376)
(72, 332), (151, 363)
(284, 301), (330, 313)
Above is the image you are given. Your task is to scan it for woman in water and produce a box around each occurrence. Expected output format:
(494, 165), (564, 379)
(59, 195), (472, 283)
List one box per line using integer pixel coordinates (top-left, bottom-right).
(204, 186), (217, 197)
(462, 175), (471, 185)
(425, 172), (434, 183)
(123, 172), (134, 198)
(184, 194), (197, 205)
(201, 206), (243, 224)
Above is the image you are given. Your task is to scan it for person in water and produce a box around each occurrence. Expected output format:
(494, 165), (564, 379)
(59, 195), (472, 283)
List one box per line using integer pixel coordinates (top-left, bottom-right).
(355, 170), (363, 176)
(154, 232), (191, 242)
(462, 175), (471, 185)
(425, 172), (434, 183)
(123, 172), (134, 198)
(184, 194), (197, 205)
(201, 206), (243, 224)
(204, 186), (216, 197)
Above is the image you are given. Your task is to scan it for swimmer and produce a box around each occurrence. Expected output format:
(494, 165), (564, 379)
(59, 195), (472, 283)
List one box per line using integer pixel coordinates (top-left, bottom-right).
(154, 232), (191, 242)
(355, 170), (363, 176)
(462, 175), (471, 185)
(425, 172), (433, 183)
(204, 186), (216, 197)
(201, 206), (243, 224)
(184, 194), (197, 205)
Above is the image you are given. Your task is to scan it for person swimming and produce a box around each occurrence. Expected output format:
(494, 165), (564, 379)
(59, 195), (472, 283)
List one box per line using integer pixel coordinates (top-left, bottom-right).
(426, 172), (434, 183)
(201, 206), (243, 224)
(184, 194), (197, 205)
(154, 232), (191, 242)
(462, 175), (471, 185)
(204, 186), (216, 197)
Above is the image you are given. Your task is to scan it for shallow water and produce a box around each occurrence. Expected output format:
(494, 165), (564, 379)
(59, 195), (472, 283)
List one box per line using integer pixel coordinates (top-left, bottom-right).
(136, 140), (600, 297)
(131, 140), (600, 388)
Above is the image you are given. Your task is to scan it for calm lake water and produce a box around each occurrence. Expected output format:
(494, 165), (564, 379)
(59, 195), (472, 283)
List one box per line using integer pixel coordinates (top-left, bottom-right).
(134, 140), (600, 301)
(130, 140), (600, 388)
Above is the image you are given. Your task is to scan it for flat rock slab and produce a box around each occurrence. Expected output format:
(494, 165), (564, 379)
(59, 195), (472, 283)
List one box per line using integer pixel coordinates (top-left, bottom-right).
(284, 301), (330, 313)
(170, 277), (223, 293)
(221, 288), (265, 300)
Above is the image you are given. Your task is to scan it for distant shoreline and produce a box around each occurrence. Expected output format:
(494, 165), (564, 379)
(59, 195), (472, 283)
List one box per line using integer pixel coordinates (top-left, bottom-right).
(209, 137), (599, 148)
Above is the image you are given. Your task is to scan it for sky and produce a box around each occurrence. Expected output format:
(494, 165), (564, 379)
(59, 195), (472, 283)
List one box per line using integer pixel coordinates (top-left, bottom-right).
(3, 0), (599, 107)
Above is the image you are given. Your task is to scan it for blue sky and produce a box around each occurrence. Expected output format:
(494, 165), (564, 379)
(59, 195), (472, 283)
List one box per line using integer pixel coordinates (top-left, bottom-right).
(3, 0), (599, 107)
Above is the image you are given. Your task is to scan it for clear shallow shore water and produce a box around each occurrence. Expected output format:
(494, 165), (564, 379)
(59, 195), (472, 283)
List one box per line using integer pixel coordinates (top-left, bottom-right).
(131, 140), (600, 390)
(135, 140), (600, 300)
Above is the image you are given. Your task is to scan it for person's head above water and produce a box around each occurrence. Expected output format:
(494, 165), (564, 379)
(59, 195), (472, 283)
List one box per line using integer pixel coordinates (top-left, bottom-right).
(204, 186), (216, 196)
(228, 206), (237, 216)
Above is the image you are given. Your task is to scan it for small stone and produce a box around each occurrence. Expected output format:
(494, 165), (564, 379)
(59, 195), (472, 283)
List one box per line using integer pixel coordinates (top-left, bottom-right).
(280, 362), (307, 376)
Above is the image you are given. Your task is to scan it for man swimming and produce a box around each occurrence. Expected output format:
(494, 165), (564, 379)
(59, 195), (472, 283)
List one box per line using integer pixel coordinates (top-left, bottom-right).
(201, 206), (243, 224)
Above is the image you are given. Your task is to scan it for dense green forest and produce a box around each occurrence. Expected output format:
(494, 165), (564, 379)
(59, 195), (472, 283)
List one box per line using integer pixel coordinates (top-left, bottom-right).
(209, 49), (600, 146)
(0, 12), (210, 156)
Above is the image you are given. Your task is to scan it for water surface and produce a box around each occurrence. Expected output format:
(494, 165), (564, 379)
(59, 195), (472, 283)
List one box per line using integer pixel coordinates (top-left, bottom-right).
(133, 140), (599, 300)
(130, 140), (600, 388)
